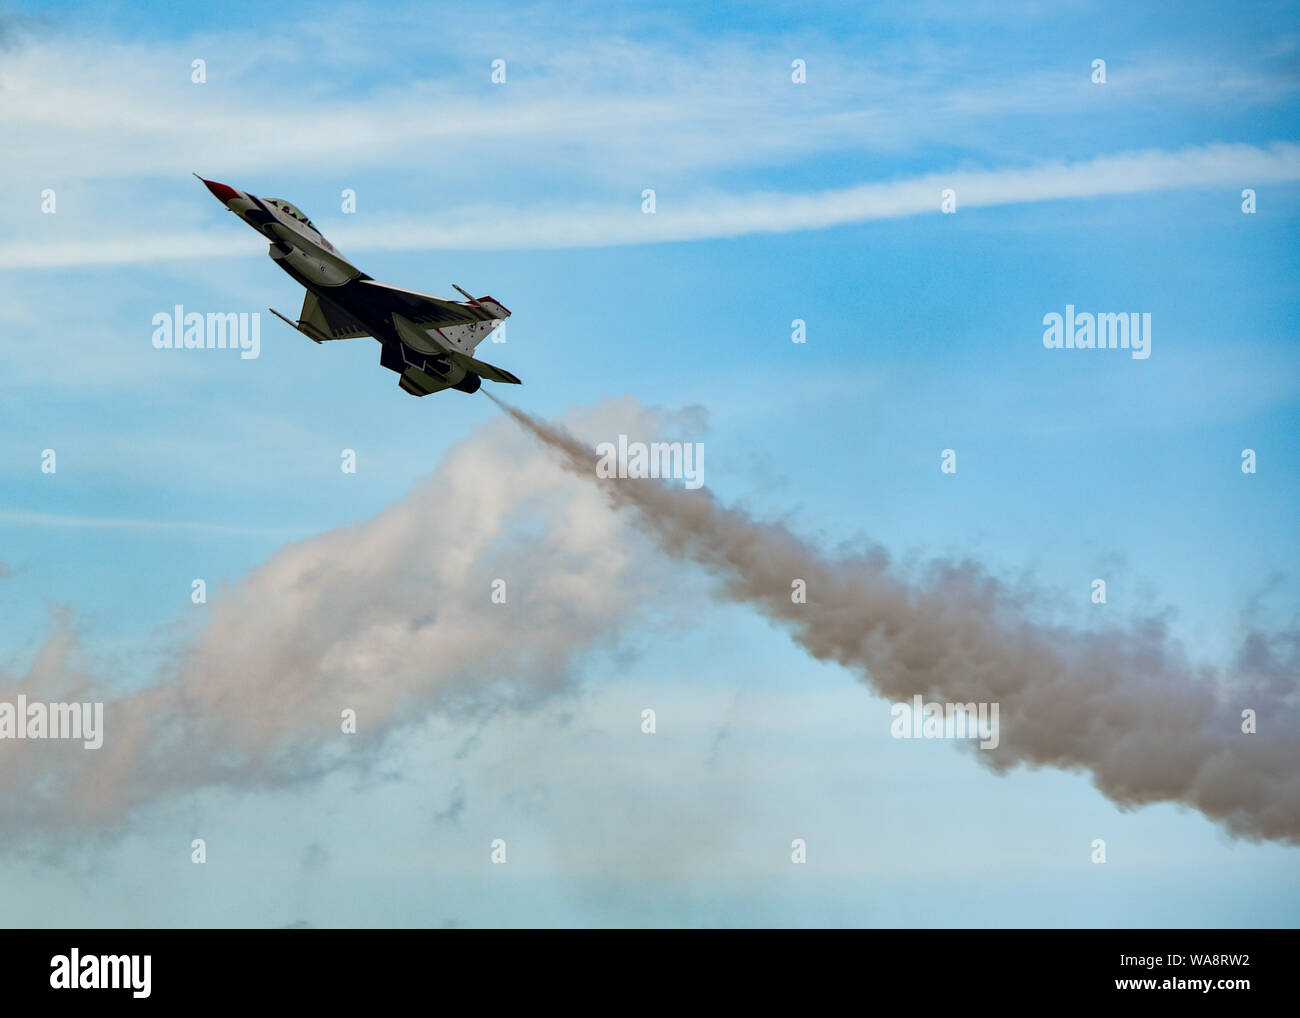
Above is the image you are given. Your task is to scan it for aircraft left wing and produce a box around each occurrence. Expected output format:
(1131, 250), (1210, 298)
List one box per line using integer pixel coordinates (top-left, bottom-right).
(357, 279), (509, 327)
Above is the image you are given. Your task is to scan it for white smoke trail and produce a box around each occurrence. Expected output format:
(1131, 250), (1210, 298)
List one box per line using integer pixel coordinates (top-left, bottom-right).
(0, 400), (686, 839)
(486, 393), (1300, 845)
(2, 395), (1295, 847)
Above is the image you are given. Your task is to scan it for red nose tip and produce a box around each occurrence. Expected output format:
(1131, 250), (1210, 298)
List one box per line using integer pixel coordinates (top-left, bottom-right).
(200, 178), (240, 203)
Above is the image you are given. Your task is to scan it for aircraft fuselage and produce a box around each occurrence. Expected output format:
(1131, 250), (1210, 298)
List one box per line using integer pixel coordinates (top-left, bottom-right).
(198, 177), (516, 397)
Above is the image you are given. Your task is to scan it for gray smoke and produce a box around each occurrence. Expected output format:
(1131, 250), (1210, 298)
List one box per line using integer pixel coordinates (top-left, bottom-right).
(487, 393), (1300, 845)
(2, 395), (1295, 850)
(0, 400), (688, 841)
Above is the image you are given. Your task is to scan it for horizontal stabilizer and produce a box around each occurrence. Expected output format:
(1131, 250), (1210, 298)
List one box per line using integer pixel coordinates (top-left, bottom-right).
(455, 353), (521, 385)
(392, 313), (521, 384)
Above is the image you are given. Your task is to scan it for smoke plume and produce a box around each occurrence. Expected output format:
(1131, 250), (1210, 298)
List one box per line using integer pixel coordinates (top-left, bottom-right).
(0, 400), (687, 839)
(486, 393), (1300, 845)
(2, 395), (1296, 848)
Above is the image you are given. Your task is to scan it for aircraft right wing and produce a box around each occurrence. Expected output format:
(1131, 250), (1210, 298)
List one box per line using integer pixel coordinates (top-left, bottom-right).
(269, 291), (371, 344)
(296, 290), (371, 341)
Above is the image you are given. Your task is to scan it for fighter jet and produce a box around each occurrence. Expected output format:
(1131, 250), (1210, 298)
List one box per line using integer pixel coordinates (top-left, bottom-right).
(197, 176), (518, 396)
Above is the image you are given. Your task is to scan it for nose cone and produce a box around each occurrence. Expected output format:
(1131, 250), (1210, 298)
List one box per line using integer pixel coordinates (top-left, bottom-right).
(199, 177), (240, 204)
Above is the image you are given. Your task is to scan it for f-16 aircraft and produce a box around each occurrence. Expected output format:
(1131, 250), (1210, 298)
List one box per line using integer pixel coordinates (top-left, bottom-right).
(197, 176), (518, 396)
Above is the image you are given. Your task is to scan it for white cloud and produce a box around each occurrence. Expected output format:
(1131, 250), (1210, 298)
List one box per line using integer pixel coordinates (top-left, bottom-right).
(0, 509), (295, 536)
(3, 141), (1295, 268)
(2, 10), (1293, 196)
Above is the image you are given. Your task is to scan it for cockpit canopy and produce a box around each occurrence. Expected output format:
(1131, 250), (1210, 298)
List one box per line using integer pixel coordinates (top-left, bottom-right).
(264, 198), (317, 233)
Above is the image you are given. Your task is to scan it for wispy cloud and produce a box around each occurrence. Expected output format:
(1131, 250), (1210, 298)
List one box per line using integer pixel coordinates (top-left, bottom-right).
(2, 7), (1294, 196)
(4, 141), (1295, 268)
(0, 509), (295, 536)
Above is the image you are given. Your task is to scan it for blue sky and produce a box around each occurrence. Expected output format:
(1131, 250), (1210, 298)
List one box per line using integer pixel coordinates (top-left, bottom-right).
(0, 0), (1297, 927)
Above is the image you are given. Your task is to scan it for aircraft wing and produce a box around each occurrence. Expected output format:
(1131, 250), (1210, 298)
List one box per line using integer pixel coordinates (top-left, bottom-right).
(357, 279), (509, 326)
(299, 290), (370, 341)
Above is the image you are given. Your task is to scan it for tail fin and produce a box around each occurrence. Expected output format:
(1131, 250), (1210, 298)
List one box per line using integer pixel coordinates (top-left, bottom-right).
(392, 311), (519, 384)
(444, 290), (510, 353)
